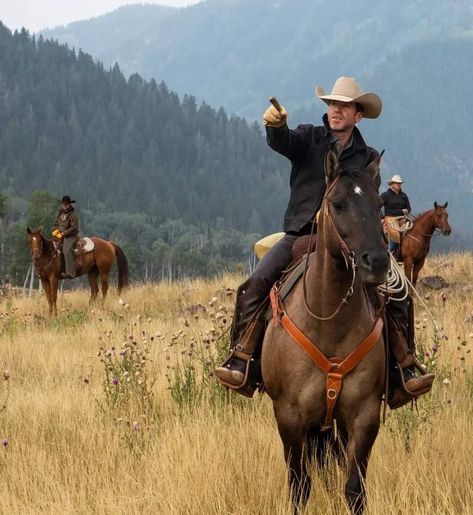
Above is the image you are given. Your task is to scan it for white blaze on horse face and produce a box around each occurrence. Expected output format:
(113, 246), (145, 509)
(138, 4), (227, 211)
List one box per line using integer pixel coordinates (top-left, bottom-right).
(354, 185), (363, 196)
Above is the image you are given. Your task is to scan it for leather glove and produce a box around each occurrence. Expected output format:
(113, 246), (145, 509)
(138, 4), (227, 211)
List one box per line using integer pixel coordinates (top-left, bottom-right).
(263, 97), (287, 128)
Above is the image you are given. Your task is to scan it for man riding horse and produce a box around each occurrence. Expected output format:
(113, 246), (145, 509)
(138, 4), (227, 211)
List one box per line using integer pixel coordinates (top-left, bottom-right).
(381, 175), (412, 255)
(52, 195), (79, 279)
(216, 76), (434, 407)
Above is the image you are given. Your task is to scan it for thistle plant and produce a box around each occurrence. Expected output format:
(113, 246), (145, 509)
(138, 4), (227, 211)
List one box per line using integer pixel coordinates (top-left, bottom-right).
(97, 321), (157, 454)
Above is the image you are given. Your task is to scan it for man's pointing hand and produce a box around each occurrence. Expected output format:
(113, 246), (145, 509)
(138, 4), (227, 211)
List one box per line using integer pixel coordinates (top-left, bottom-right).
(263, 96), (287, 128)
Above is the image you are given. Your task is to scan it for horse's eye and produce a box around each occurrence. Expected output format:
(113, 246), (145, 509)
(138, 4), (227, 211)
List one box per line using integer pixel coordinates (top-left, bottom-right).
(331, 200), (346, 213)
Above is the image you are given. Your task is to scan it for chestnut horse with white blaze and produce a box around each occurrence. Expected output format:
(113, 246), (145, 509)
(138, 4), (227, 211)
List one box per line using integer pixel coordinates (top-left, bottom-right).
(401, 202), (451, 284)
(262, 151), (389, 514)
(27, 228), (128, 316)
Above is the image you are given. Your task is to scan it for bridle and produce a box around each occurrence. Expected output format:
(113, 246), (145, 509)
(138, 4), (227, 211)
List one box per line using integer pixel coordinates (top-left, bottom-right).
(29, 233), (56, 274)
(302, 172), (382, 322)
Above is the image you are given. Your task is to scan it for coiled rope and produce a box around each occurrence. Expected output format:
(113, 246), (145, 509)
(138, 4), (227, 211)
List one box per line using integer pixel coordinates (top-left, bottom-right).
(378, 254), (441, 333)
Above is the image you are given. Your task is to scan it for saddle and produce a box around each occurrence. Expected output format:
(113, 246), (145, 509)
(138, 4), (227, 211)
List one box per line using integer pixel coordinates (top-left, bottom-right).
(74, 237), (95, 255)
(53, 237), (95, 255)
(383, 216), (413, 244)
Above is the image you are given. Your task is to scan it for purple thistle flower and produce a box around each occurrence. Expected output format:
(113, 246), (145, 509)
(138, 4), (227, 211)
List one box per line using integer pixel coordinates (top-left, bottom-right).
(112, 377), (120, 385)
(424, 351), (430, 358)
(432, 346), (439, 353)
(1, 438), (8, 447)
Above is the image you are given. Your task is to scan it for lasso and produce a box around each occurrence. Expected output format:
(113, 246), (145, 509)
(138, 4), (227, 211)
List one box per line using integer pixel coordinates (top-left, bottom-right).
(378, 254), (441, 333)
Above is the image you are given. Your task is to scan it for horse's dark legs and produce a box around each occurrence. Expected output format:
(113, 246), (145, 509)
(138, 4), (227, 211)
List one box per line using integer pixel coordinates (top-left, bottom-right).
(277, 412), (311, 511)
(40, 278), (53, 316)
(49, 275), (58, 317)
(345, 415), (379, 515)
(403, 257), (414, 283)
(412, 257), (425, 285)
(99, 271), (110, 303)
(87, 268), (99, 303)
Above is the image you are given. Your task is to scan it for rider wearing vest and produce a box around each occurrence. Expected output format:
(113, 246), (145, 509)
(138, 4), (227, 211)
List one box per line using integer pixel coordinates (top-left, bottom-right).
(381, 175), (411, 253)
(52, 195), (79, 279)
(215, 77), (434, 407)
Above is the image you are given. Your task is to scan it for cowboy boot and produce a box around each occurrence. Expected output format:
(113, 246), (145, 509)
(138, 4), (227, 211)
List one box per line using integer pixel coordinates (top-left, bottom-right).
(215, 278), (267, 397)
(387, 297), (435, 409)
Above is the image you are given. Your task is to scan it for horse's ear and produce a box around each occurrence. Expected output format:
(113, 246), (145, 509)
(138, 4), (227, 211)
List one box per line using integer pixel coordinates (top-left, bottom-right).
(444, 201), (448, 208)
(27, 227), (31, 234)
(366, 149), (384, 181)
(324, 149), (339, 183)
(434, 201), (438, 209)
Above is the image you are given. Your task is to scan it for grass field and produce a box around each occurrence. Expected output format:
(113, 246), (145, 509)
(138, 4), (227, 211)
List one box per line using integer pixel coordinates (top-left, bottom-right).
(0, 253), (472, 514)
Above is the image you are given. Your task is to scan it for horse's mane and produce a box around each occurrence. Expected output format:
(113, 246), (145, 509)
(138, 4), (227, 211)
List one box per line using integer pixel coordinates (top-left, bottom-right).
(412, 208), (435, 222)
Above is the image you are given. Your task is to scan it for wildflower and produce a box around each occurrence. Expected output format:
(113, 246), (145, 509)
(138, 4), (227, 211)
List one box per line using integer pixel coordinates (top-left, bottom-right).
(112, 377), (120, 385)
(132, 421), (141, 432)
(442, 378), (450, 385)
(1, 438), (8, 447)
(3, 370), (10, 381)
(432, 346), (439, 353)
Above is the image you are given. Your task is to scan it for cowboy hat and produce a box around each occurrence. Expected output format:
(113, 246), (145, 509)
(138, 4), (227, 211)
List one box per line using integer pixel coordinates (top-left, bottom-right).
(388, 174), (404, 185)
(316, 76), (382, 119)
(61, 195), (76, 204)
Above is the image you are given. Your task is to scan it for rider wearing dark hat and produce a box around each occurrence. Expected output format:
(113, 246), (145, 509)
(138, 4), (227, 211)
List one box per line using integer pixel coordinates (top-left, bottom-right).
(52, 196), (79, 279)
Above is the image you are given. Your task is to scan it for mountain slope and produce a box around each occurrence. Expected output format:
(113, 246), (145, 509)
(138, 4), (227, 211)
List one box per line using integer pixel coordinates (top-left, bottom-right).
(42, 0), (473, 118)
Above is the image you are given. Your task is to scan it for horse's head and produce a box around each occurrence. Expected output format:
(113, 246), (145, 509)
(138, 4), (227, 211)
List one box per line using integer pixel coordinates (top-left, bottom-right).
(26, 227), (45, 259)
(433, 202), (451, 236)
(323, 150), (389, 285)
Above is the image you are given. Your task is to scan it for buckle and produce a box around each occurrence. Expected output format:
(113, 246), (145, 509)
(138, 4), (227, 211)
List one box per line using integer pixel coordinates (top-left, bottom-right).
(327, 389), (338, 400)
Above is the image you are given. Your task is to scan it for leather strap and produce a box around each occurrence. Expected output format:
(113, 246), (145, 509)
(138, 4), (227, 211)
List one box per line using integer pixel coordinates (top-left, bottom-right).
(270, 286), (383, 430)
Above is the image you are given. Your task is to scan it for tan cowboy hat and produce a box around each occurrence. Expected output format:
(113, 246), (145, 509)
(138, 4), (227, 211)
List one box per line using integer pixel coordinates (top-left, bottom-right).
(316, 76), (382, 119)
(388, 174), (404, 185)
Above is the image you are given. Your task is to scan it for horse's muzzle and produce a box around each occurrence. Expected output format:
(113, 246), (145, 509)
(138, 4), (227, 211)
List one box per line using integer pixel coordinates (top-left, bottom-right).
(358, 250), (390, 285)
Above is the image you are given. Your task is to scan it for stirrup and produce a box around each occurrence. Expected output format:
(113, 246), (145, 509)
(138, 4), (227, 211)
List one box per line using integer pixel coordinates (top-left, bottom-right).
(216, 349), (257, 398)
(387, 362), (435, 410)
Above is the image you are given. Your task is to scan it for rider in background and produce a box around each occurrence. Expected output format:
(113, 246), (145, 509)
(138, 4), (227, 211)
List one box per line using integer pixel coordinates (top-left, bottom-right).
(52, 195), (79, 279)
(380, 175), (411, 254)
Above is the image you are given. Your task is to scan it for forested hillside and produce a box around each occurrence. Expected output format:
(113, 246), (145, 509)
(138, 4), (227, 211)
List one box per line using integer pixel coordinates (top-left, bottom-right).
(0, 24), (287, 283)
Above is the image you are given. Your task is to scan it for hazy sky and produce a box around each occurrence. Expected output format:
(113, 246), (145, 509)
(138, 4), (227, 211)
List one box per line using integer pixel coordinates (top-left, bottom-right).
(1, 0), (202, 33)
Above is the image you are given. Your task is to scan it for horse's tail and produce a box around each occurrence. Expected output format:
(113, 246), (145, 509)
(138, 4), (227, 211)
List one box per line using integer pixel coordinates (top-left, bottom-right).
(110, 242), (129, 295)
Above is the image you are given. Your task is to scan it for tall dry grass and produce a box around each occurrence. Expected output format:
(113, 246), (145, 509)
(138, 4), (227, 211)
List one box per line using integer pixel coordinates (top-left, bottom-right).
(0, 254), (472, 514)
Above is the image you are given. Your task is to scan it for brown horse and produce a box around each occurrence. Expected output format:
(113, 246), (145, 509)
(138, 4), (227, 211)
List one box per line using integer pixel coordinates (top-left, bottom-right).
(26, 228), (128, 316)
(262, 151), (389, 514)
(401, 202), (451, 284)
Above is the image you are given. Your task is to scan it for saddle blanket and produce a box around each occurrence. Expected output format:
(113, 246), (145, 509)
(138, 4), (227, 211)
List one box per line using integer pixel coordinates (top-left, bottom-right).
(77, 237), (95, 253)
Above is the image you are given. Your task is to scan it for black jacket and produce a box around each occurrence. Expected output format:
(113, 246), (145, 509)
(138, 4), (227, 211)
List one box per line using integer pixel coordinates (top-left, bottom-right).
(266, 114), (380, 233)
(380, 188), (411, 217)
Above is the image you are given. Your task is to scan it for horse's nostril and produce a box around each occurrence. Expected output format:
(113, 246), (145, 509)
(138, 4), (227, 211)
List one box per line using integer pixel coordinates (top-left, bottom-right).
(360, 252), (371, 268)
